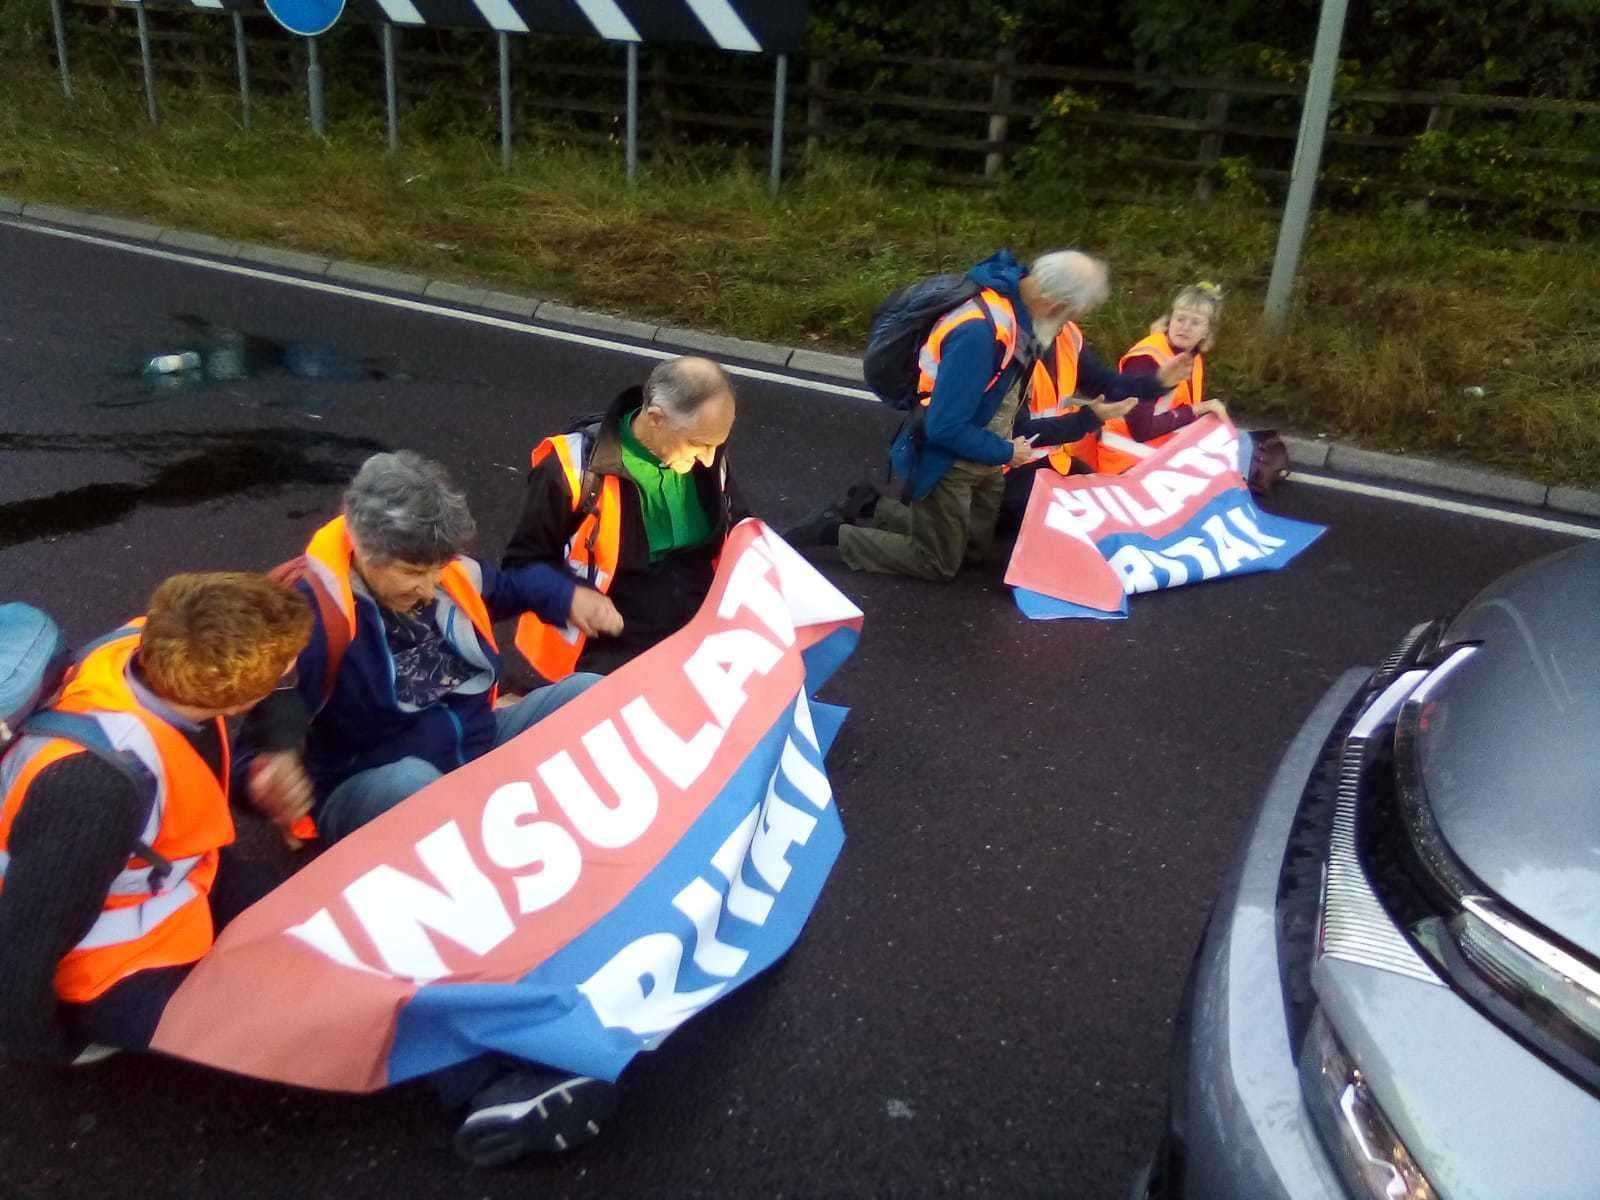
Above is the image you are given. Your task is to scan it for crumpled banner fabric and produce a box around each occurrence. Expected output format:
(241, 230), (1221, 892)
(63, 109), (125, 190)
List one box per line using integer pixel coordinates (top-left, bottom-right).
(1005, 418), (1325, 620)
(151, 521), (862, 1092)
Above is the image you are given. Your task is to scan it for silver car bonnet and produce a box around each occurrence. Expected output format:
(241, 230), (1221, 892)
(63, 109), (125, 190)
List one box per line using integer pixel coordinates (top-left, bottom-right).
(1423, 541), (1600, 954)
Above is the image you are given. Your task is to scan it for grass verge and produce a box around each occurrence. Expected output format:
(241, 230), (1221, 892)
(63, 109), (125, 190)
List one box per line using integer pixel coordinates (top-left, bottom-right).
(2, 64), (1598, 486)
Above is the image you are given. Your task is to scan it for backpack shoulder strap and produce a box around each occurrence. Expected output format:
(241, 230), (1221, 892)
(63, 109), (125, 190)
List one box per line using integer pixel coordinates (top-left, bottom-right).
(19, 710), (172, 891)
(268, 557), (348, 712)
(572, 426), (605, 518)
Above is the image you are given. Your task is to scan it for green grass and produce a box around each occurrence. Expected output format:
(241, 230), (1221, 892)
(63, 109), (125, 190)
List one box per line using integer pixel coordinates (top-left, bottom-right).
(3, 64), (1599, 486)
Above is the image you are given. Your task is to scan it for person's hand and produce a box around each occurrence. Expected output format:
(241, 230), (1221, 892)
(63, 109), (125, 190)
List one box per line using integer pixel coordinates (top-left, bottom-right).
(1194, 398), (1230, 422)
(570, 587), (624, 637)
(1087, 395), (1139, 422)
(1156, 352), (1195, 388)
(248, 751), (313, 846)
(1010, 436), (1037, 469)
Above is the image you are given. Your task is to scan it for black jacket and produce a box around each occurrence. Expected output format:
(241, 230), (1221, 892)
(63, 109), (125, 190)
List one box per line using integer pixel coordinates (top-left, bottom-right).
(502, 385), (750, 675)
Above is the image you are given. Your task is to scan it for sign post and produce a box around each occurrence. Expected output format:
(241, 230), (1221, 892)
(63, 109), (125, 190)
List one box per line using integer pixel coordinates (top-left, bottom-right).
(49, 0), (73, 100)
(498, 31), (512, 169)
(346, 1), (808, 171)
(383, 22), (399, 153)
(626, 42), (639, 183)
(1263, 0), (1351, 333)
(262, 0), (346, 135)
(232, 11), (251, 129)
(133, 1), (158, 124)
(769, 52), (787, 197)
(306, 36), (325, 134)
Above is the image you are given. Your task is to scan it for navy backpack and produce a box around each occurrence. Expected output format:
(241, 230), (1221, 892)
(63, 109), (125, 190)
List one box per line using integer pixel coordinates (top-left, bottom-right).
(861, 273), (982, 410)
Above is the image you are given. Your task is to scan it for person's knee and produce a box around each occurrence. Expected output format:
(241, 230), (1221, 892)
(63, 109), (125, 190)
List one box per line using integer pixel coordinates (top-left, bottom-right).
(911, 537), (964, 581)
(319, 757), (441, 842)
(527, 671), (601, 715)
(386, 756), (445, 792)
(553, 671), (603, 700)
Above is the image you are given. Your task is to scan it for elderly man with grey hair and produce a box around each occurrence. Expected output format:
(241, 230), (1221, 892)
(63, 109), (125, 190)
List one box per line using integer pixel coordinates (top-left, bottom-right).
(238, 450), (601, 848)
(502, 354), (747, 678)
(786, 248), (1190, 580)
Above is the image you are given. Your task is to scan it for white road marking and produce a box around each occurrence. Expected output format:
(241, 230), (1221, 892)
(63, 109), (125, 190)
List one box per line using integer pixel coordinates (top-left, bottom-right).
(1, 217), (877, 401)
(5, 215), (1597, 540)
(1292, 471), (1600, 538)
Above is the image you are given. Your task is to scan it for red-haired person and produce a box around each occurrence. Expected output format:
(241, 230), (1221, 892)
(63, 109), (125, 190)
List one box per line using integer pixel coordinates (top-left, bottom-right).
(0, 572), (311, 1064)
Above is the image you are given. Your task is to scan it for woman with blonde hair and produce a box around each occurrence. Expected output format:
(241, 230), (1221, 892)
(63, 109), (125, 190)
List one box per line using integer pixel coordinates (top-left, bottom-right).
(1088, 281), (1232, 474)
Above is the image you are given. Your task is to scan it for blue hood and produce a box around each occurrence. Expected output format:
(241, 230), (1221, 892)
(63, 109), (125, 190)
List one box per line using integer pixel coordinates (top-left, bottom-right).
(967, 249), (1031, 327)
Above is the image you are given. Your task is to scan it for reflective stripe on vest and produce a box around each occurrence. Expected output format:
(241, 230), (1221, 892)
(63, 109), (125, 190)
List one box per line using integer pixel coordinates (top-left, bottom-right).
(0, 626), (232, 1002)
(915, 288), (1020, 403)
(77, 878), (202, 950)
(513, 432), (623, 682)
(1021, 323), (1086, 471)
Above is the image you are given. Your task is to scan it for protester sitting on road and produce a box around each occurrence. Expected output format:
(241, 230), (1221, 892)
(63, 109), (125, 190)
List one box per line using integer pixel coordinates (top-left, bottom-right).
(0, 572), (311, 1065)
(998, 257), (1198, 526)
(785, 249), (1188, 580)
(502, 355), (748, 678)
(1078, 281), (1230, 475)
(238, 450), (601, 846)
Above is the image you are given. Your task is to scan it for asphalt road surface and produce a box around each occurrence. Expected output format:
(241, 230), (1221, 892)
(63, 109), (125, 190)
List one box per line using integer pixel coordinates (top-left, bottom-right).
(1, 219), (1593, 1200)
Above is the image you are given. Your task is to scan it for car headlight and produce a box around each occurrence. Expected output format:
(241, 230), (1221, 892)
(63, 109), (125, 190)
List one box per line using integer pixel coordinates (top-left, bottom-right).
(1300, 1010), (1438, 1200)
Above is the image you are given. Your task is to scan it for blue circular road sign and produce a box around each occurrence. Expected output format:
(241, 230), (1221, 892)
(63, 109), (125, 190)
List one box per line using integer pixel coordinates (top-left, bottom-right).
(264, 0), (346, 37)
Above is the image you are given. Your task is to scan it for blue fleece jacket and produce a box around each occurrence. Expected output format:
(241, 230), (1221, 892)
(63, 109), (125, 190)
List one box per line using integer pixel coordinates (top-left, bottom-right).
(237, 559), (575, 802)
(889, 249), (1037, 501)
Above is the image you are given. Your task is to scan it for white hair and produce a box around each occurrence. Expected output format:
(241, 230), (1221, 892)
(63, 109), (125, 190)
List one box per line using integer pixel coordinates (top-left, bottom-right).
(1029, 250), (1110, 316)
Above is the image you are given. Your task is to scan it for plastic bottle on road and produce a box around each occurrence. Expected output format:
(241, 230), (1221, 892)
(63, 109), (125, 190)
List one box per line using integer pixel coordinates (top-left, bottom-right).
(144, 351), (202, 376)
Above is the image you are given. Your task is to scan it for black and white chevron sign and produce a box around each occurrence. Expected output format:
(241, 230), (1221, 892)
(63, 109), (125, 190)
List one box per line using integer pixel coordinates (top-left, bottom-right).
(349, 0), (807, 51)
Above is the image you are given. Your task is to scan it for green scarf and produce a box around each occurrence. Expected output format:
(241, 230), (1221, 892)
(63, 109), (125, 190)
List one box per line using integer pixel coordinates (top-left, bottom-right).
(617, 410), (715, 562)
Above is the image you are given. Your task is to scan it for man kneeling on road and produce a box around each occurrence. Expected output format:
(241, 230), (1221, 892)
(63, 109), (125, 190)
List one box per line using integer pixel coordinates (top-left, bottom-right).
(0, 572), (310, 1064)
(785, 249), (1191, 579)
(238, 450), (602, 847)
(502, 354), (747, 678)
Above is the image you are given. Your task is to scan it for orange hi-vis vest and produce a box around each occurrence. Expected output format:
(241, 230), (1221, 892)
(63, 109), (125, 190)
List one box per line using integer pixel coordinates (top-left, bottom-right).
(1022, 322), (1085, 475)
(303, 515), (499, 703)
(1082, 333), (1207, 476)
(915, 288), (1021, 405)
(0, 623), (233, 1003)
(513, 432), (623, 682)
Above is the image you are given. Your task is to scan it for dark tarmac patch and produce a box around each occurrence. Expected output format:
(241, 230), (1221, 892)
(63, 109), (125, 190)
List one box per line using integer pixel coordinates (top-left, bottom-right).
(0, 429), (384, 548)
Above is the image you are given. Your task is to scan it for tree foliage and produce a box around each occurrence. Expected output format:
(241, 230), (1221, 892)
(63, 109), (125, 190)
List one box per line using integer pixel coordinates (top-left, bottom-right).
(810, 0), (1600, 98)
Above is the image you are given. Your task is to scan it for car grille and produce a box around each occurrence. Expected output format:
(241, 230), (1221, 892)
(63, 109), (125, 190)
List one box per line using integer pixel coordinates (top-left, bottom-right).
(1275, 621), (1445, 1055)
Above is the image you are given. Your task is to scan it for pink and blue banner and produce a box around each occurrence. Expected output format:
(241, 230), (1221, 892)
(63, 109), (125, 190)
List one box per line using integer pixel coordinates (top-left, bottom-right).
(1004, 418), (1325, 620)
(150, 521), (861, 1092)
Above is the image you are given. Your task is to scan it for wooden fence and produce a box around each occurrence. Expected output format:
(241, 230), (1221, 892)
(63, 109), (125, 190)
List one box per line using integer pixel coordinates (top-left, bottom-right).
(57, 0), (1600, 220)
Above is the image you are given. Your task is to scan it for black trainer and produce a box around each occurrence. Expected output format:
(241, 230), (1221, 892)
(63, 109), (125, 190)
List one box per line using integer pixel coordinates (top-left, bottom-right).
(839, 479), (882, 524)
(453, 1070), (620, 1168)
(781, 505), (845, 548)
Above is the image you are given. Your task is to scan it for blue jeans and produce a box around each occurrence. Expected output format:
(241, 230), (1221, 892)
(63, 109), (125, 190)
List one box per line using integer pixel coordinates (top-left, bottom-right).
(315, 674), (602, 844)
